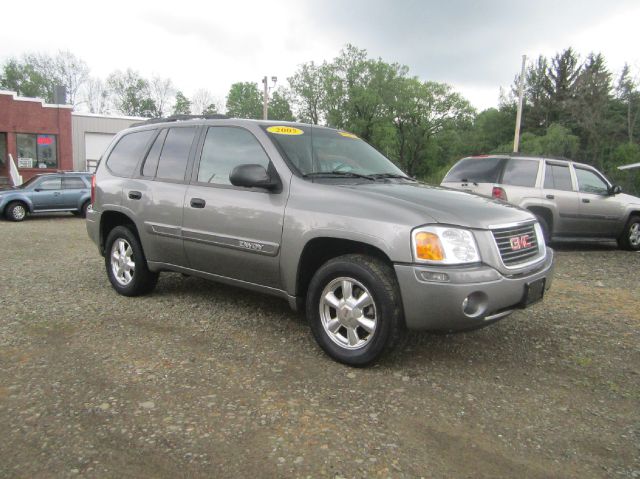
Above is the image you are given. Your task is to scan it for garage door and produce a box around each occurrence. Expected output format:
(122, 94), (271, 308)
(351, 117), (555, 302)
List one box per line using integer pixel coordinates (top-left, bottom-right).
(85, 133), (115, 172)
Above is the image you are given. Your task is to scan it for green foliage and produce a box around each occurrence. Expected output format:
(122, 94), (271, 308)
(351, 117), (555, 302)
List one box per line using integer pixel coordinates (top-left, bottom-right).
(202, 103), (219, 115)
(0, 51), (88, 105)
(226, 82), (262, 119)
(172, 91), (191, 115)
(268, 90), (294, 121)
(107, 69), (157, 117)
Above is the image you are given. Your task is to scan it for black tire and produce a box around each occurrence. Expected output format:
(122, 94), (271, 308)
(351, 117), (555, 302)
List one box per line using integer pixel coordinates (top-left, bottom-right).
(306, 254), (404, 367)
(104, 226), (158, 296)
(80, 201), (90, 218)
(618, 216), (640, 251)
(5, 201), (28, 222)
(534, 214), (551, 244)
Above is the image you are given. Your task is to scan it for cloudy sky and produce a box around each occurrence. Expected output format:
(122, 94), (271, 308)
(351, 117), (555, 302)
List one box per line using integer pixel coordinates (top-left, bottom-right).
(1, 0), (638, 111)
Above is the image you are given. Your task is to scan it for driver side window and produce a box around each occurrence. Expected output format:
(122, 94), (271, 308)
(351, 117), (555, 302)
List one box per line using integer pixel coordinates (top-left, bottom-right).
(575, 168), (608, 194)
(197, 127), (270, 185)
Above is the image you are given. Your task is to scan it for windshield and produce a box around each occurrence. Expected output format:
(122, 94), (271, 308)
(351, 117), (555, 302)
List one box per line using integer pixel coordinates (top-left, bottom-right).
(263, 125), (406, 178)
(17, 176), (41, 189)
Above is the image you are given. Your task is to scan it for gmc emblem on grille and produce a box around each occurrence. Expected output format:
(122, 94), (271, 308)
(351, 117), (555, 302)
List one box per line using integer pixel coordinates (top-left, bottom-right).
(510, 235), (531, 251)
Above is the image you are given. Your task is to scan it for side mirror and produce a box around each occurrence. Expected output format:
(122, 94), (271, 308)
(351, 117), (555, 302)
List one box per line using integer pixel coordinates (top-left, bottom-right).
(230, 164), (279, 191)
(609, 185), (622, 195)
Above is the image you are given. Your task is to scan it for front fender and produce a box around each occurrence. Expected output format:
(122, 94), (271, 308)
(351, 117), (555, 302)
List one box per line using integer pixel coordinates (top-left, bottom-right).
(0, 192), (34, 213)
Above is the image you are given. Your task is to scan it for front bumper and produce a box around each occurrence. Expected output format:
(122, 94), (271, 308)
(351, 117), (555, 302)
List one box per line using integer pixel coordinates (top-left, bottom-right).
(395, 249), (554, 331)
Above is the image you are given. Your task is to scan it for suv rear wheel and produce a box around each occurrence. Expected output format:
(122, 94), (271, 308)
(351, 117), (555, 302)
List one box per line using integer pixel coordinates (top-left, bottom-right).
(619, 216), (640, 251)
(105, 226), (158, 296)
(306, 254), (404, 366)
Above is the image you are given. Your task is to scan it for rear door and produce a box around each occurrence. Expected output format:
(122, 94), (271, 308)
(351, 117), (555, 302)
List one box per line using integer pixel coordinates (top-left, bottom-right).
(61, 176), (89, 209)
(182, 125), (286, 288)
(127, 126), (198, 267)
(542, 162), (581, 235)
(441, 156), (506, 197)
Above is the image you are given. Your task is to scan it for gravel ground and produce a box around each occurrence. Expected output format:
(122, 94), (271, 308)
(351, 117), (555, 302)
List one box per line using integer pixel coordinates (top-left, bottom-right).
(0, 216), (639, 478)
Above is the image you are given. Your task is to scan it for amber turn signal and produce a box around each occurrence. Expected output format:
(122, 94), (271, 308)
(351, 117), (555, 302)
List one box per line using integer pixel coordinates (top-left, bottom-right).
(415, 232), (445, 261)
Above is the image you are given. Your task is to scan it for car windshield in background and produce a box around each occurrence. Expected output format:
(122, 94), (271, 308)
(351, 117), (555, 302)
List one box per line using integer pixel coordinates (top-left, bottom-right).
(443, 157), (506, 183)
(263, 125), (407, 179)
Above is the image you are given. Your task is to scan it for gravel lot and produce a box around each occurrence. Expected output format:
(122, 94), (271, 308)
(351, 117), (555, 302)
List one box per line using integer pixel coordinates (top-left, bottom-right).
(0, 216), (638, 478)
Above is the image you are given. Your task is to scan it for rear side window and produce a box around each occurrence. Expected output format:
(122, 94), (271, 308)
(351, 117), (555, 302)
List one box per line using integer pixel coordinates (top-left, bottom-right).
(156, 127), (197, 181)
(197, 127), (270, 185)
(106, 130), (154, 177)
(141, 130), (168, 177)
(501, 159), (539, 187)
(63, 177), (87, 189)
(544, 164), (573, 191)
(443, 157), (505, 183)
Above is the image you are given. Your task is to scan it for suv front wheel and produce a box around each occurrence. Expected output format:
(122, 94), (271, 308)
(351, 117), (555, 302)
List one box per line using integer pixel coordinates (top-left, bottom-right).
(104, 226), (159, 296)
(306, 254), (404, 366)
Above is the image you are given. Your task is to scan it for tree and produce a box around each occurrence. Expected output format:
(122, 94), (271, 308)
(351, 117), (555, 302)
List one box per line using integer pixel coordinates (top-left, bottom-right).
(0, 51), (89, 105)
(391, 78), (474, 176)
(191, 88), (214, 115)
(288, 61), (328, 124)
(51, 50), (89, 106)
(81, 77), (110, 114)
(268, 89), (294, 121)
(226, 82), (262, 119)
(148, 76), (175, 117)
(202, 103), (219, 115)
(616, 64), (640, 143)
(0, 56), (52, 100)
(107, 69), (156, 117)
(172, 91), (191, 115)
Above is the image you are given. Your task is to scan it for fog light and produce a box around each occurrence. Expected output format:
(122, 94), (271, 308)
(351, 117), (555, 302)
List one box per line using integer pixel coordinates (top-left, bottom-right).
(462, 292), (488, 318)
(417, 271), (450, 283)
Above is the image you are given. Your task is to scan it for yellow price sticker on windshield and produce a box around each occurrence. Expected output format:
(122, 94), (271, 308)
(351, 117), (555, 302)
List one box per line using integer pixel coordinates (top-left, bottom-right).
(267, 126), (304, 135)
(338, 131), (358, 139)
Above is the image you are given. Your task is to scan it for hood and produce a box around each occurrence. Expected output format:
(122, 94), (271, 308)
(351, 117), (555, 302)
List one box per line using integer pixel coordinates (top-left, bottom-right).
(618, 192), (640, 205)
(341, 181), (535, 229)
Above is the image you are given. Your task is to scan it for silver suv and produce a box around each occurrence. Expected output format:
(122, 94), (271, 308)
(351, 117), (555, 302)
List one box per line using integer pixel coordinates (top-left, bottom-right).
(87, 118), (554, 366)
(441, 155), (640, 250)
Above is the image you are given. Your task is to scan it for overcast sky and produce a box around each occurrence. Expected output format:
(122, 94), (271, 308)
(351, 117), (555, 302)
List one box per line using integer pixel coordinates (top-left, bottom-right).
(1, 0), (639, 111)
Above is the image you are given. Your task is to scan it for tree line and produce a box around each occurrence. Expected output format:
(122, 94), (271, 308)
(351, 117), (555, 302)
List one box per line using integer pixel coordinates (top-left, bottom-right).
(1, 46), (638, 190)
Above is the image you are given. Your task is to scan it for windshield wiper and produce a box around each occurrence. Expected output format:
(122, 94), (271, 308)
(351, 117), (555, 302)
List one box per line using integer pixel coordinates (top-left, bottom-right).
(368, 173), (416, 181)
(303, 171), (376, 181)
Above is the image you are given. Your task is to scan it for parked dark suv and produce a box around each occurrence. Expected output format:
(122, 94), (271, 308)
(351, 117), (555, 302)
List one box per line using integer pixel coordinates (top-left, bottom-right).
(87, 118), (554, 365)
(442, 155), (640, 250)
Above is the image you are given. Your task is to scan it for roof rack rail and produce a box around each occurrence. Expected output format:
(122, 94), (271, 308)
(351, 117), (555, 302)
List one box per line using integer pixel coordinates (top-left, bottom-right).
(137, 114), (229, 126)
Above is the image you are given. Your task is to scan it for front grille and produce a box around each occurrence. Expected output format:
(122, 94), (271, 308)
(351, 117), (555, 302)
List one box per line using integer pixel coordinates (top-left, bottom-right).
(491, 223), (541, 267)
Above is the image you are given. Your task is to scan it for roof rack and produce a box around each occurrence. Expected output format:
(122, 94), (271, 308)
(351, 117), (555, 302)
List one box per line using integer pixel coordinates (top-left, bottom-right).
(137, 114), (229, 126)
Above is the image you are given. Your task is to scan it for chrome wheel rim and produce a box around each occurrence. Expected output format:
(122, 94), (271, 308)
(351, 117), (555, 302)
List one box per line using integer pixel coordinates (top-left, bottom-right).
(319, 277), (377, 350)
(13, 205), (26, 220)
(630, 223), (640, 247)
(110, 238), (135, 286)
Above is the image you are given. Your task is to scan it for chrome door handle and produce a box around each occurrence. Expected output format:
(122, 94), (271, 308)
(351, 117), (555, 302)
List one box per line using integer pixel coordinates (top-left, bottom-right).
(190, 198), (206, 208)
(128, 191), (142, 200)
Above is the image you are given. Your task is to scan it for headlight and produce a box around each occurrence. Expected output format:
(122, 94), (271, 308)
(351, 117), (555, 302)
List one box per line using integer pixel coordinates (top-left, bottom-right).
(412, 226), (481, 265)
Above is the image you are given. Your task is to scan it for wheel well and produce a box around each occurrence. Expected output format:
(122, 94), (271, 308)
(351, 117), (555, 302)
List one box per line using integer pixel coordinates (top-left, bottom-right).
(99, 211), (138, 255)
(5, 199), (30, 214)
(527, 206), (553, 232)
(296, 237), (394, 300)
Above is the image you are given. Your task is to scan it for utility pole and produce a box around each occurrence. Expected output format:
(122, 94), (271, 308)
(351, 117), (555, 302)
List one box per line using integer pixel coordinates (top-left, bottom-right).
(513, 54), (527, 153)
(262, 75), (277, 120)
